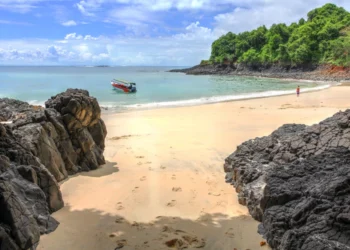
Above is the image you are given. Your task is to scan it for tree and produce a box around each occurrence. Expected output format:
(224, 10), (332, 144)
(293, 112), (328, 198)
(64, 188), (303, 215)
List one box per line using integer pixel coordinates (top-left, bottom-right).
(207, 3), (350, 67)
(239, 49), (261, 66)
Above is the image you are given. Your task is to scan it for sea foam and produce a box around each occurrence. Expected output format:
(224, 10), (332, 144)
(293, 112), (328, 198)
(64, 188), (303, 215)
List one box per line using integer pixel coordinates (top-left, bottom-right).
(122, 84), (331, 110)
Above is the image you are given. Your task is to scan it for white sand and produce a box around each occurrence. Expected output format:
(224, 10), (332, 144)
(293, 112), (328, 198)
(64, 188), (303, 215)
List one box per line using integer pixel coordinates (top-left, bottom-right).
(38, 85), (350, 250)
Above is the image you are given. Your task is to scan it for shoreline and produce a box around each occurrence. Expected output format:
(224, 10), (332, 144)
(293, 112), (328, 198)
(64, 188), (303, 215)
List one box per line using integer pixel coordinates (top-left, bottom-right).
(13, 74), (338, 114)
(101, 81), (334, 114)
(38, 85), (350, 250)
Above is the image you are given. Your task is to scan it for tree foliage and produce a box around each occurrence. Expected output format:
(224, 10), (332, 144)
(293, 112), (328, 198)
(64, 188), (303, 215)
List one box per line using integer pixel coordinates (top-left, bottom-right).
(209, 3), (350, 67)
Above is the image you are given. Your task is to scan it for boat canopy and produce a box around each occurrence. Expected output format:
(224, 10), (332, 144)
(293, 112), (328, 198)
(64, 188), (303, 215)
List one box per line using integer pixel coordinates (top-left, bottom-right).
(113, 79), (136, 85)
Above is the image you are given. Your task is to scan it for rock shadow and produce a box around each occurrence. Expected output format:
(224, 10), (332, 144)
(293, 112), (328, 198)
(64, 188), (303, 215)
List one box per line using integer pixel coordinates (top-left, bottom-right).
(78, 161), (119, 178)
(38, 207), (269, 250)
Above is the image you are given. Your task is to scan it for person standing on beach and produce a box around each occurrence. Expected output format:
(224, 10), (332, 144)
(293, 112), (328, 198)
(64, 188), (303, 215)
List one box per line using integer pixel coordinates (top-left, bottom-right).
(297, 86), (300, 97)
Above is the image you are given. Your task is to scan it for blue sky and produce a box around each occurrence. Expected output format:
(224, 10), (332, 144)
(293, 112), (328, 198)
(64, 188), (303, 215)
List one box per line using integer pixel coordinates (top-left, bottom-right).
(0, 0), (349, 66)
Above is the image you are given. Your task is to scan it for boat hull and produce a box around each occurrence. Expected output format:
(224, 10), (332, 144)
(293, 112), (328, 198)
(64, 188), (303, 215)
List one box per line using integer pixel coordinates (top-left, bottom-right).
(111, 82), (136, 93)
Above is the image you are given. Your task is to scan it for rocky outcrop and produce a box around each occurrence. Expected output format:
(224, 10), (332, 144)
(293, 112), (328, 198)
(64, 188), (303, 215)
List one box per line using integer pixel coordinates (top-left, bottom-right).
(45, 89), (106, 172)
(170, 64), (350, 82)
(224, 109), (350, 250)
(0, 89), (107, 249)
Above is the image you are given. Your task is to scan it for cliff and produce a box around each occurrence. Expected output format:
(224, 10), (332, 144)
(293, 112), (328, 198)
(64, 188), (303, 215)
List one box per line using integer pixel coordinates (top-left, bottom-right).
(224, 109), (350, 249)
(0, 89), (107, 249)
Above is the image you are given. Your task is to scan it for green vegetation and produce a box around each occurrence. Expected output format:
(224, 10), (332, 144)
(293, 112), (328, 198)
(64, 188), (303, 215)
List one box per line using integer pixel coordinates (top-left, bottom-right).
(199, 60), (212, 66)
(209, 4), (350, 67)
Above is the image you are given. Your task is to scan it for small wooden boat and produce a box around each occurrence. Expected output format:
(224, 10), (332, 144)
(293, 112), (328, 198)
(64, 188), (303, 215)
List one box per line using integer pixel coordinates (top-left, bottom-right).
(111, 79), (137, 93)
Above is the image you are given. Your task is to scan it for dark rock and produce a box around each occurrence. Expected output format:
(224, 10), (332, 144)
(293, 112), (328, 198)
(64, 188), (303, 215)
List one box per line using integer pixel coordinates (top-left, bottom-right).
(224, 109), (350, 250)
(0, 89), (107, 249)
(170, 64), (350, 82)
(45, 88), (106, 170)
(0, 123), (63, 213)
(0, 226), (20, 250)
(0, 158), (58, 249)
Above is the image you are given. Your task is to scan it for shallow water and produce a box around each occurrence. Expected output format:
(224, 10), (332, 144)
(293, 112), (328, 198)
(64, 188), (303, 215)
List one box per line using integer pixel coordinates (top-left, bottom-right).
(0, 66), (329, 111)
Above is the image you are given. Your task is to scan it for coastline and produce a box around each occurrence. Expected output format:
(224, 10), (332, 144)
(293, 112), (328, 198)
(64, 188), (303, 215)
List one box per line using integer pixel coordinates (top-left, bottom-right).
(102, 80), (333, 113)
(169, 64), (350, 82)
(38, 85), (350, 250)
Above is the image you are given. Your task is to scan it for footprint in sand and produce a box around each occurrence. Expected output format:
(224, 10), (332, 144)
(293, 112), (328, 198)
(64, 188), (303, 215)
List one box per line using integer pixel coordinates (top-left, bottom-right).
(172, 187), (182, 192)
(115, 239), (127, 249)
(160, 165), (166, 169)
(162, 226), (174, 233)
(132, 187), (139, 193)
(196, 213), (211, 223)
(225, 228), (235, 238)
(208, 192), (221, 196)
(189, 189), (197, 204)
(172, 175), (176, 180)
(117, 205), (124, 210)
(167, 200), (177, 207)
(136, 156), (144, 159)
(131, 222), (145, 231)
(145, 161), (152, 164)
(216, 200), (227, 207)
(140, 176), (146, 181)
(115, 217), (124, 223)
(206, 180), (218, 188)
(164, 229), (206, 249)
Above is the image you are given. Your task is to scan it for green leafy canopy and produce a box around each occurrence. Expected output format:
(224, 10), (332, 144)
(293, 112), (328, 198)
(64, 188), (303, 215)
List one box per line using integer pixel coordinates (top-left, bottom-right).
(209, 3), (350, 67)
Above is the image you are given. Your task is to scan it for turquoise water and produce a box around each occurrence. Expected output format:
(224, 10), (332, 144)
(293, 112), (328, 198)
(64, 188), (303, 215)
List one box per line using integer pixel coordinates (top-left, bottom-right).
(0, 66), (329, 111)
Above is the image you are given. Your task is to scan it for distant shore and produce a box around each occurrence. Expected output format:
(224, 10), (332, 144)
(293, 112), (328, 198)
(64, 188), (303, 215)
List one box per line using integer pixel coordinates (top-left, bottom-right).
(170, 64), (350, 82)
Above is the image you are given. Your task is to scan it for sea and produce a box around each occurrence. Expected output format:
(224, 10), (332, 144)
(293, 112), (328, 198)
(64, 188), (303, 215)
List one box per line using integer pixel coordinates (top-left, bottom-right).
(0, 66), (331, 112)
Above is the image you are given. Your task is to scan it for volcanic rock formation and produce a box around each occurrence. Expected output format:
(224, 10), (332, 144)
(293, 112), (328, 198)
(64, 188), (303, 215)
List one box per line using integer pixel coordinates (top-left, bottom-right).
(0, 89), (107, 249)
(224, 109), (350, 250)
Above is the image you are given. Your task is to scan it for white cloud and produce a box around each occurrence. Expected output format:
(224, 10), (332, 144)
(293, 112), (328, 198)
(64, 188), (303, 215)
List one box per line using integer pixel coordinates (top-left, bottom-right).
(0, 44), (74, 63)
(75, 0), (102, 16)
(213, 0), (350, 34)
(173, 21), (215, 40)
(106, 7), (153, 26)
(84, 35), (99, 40)
(73, 0), (350, 37)
(0, 0), (44, 13)
(61, 20), (77, 26)
(0, 19), (31, 25)
(74, 0), (247, 14)
(64, 33), (84, 40)
(0, 0), (349, 66)
(104, 6), (160, 35)
(64, 33), (101, 40)
(74, 0), (219, 16)
(0, 22), (213, 65)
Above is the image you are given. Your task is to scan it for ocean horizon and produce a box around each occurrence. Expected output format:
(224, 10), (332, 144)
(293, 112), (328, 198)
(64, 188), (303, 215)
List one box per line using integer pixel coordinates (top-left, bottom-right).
(0, 66), (331, 112)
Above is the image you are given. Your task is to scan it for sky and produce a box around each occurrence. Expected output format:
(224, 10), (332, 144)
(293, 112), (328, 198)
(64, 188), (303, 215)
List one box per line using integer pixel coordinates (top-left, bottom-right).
(0, 0), (349, 66)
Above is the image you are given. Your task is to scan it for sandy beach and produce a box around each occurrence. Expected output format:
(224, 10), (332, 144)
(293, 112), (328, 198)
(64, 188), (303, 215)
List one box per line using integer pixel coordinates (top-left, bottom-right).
(38, 85), (350, 250)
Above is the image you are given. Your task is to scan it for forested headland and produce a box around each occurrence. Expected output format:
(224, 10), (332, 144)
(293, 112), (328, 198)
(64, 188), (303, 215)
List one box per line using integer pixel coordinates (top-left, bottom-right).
(171, 3), (350, 81)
